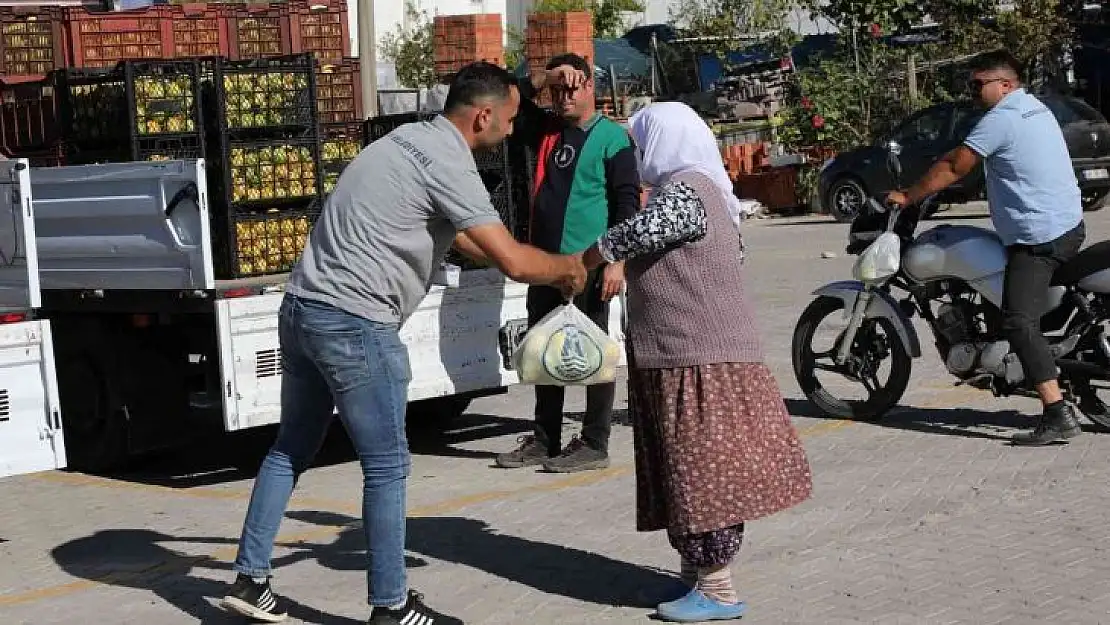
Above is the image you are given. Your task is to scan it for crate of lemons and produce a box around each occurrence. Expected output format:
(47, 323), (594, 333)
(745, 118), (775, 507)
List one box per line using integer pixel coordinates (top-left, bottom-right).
(133, 75), (197, 135)
(228, 144), (318, 202)
(222, 71), (311, 128)
(234, 211), (314, 276)
(321, 136), (360, 193)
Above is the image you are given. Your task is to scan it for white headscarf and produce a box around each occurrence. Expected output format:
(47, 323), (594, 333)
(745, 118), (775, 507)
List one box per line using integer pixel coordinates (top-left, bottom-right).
(628, 101), (746, 228)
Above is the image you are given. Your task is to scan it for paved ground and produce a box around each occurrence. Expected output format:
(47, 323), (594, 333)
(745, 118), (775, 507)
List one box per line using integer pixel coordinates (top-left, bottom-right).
(4, 204), (1110, 625)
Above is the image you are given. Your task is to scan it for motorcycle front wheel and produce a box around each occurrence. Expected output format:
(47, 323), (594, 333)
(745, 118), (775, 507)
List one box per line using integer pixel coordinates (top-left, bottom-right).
(792, 295), (912, 421)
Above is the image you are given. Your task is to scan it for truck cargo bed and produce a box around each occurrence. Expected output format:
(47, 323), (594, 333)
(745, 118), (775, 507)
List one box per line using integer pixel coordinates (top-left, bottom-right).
(29, 159), (216, 293)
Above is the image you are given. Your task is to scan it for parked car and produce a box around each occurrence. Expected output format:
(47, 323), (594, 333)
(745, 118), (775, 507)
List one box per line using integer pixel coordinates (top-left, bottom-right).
(817, 94), (1110, 222)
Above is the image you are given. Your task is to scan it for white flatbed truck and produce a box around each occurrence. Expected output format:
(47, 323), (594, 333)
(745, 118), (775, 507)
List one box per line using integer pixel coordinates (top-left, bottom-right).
(0, 158), (625, 477)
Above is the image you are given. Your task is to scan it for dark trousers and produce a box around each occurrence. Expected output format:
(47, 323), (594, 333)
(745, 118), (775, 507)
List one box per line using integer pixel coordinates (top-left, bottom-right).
(1002, 222), (1086, 387)
(527, 269), (616, 455)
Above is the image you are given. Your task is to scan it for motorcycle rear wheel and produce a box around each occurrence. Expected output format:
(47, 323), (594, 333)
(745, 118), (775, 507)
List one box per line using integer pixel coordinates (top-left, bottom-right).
(792, 295), (912, 421)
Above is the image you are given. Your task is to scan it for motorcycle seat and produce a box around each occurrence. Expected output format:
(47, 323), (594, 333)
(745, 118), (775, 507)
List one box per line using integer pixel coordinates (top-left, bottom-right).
(1051, 240), (1110, 286)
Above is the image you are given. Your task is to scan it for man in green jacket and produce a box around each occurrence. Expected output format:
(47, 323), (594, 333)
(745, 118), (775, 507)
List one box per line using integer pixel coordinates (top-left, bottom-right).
(496, 53), (642, 473)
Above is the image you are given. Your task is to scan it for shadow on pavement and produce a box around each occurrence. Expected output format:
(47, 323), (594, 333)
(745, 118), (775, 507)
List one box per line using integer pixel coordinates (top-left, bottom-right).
(50, 513), (677, 622)
(407, 412), (533, 460)
(780, 397), (1083, 442)
(84, 412), (531, 489)
(50, 529), (364, 625)
(285, 510), (677, 608)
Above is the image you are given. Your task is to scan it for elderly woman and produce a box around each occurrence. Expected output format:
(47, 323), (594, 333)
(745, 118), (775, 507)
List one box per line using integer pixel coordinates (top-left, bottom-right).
(582, 102), (813, 623)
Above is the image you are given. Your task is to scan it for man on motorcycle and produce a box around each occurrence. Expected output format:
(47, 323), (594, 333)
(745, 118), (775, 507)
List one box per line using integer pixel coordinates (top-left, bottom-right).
(886, 49), (1086, 446)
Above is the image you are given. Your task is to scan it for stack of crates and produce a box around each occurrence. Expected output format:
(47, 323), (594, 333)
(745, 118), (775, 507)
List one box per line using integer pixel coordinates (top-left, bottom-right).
(204, 52), (323, 279)
(526, 12), (593, 108)
(288, 0), (349, 62)
(0, 77), (60, 163)
(0, 6), (67, 80)
(315, 57), (360, 123)
(60, 0), (351, 70)
(316, 57), (362, 197)
(433, 14), (503, 80)
(223, 2), (290, 59)
(320, 120), (360, 194)
(52, 58), (206, 164)
(65, 5), (171, 68)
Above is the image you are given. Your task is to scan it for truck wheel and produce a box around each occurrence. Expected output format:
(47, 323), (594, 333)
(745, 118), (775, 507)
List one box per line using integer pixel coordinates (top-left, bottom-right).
(59, 355), (127, 473)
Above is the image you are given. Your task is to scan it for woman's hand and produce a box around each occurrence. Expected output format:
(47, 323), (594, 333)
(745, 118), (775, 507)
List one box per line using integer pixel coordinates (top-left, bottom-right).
(600, 261), (625, 301)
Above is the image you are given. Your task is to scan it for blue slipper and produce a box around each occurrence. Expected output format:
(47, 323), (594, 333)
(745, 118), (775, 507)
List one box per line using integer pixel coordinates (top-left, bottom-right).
(656, 589), (747, 622)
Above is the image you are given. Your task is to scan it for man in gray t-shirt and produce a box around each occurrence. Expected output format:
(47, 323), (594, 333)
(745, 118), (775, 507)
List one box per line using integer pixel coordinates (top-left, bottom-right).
(220, 62), (586, 625)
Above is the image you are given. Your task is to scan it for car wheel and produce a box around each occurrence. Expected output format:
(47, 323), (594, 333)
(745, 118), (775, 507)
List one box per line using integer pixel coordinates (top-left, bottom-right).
(827, 177), (868, 223)
(1082, 189), (1108, 212)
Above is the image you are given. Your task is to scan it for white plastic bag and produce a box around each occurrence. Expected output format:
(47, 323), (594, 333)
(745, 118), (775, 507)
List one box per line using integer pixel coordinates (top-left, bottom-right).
(512, 303), (622, 386)
(852, 231), (901, 283)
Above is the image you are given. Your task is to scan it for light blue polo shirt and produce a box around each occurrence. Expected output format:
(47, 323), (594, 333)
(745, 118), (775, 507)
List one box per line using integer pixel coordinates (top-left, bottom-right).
(963, 89), (1082, 246)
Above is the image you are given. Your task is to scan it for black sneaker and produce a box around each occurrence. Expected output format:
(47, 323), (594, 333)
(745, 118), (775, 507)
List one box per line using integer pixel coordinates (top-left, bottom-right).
(541, 436), (609, 473)
(218, 573), (287, 623)
(495, 434), (550, 468)
(368, 590), (463, 625)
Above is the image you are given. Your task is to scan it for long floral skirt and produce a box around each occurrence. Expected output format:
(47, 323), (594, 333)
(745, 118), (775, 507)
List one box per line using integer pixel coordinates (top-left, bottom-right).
(629, 362), (813, 547)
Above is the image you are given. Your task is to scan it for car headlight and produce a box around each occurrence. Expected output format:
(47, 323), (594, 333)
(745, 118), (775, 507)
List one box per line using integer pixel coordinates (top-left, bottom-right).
(851, 232), (901, 284)
(819, 157), (835, 173)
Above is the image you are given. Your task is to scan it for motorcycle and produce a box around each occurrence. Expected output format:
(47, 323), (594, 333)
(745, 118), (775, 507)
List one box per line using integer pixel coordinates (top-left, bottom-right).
(791, 141), (1110, 428)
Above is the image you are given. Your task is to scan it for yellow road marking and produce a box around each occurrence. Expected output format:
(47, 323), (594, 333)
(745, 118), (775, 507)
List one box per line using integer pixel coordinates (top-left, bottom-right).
(0, 420), (851, 609)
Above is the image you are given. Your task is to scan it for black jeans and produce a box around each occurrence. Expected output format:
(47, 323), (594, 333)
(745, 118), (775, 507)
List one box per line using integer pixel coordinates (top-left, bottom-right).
(526, 268), (616, 455)
(1002, 222), (1086, 387)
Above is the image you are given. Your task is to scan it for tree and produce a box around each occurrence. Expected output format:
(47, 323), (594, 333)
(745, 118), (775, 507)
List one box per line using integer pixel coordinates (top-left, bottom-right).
(531, 0), (647, 39)
(378, 1), (435, 89)
(668, 0), (798, 57)
(504, 26), (526, 73)
(940, 0), (1073, 90)
(802, 0), (993, 35)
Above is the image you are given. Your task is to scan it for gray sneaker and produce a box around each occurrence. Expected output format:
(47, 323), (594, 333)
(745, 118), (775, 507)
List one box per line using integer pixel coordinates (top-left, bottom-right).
(495, 435), (551, 468)
(541, 436), (610, 473)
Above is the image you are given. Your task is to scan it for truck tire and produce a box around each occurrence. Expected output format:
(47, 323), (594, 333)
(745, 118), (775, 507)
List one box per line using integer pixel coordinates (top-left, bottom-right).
(59, 354), (128, 473)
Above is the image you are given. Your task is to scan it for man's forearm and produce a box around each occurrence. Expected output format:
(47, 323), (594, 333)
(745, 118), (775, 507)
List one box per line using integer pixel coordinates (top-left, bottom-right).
(906, 160), (962, 205)
(453, 232), (489, 262)
(499, 244), (575, 285)
(905, 145), (984, 205)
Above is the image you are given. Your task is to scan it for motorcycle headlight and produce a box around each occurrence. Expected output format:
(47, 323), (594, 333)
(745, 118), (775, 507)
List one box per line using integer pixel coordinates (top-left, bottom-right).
(851, 232), (901, 284)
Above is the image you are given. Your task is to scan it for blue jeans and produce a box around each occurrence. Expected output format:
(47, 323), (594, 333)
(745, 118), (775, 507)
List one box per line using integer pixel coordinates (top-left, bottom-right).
(233, 293), (412, 607)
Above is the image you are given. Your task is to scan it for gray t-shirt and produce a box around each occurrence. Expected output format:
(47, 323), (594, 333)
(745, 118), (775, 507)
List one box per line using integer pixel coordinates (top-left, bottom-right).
(288, 115), (502, 324)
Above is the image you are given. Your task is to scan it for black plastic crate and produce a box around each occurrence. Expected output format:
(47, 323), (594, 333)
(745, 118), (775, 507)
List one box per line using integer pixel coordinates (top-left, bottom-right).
(321, 121), (361, 194)
(66, 133), (205, 165)
(362, 111), (435, 146)
(213, 202), (321, 279)
(208, 53), (318, 136)
(51, 66), (123, 146)
(216, 136), (322, 210)
(54, 59), (205, 159)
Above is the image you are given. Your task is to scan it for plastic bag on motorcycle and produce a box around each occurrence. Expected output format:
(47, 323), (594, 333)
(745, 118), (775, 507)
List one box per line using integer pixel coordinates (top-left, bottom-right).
(847, 207), (920, 254)
(512, 303), (622, 386)
(852, 231), (901, 283)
